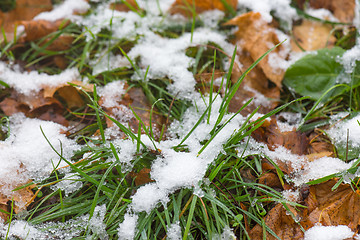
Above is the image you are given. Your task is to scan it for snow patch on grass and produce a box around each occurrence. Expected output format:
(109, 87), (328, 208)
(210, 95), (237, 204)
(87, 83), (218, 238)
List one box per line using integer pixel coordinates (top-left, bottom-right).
(304, 225), (356, 240)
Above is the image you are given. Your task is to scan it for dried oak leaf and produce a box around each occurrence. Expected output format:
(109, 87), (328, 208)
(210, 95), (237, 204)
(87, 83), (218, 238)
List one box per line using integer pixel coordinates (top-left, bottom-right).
(250, 179), (360, 240)
(169, 0), (237, 16)
(296, 0), (355, 23)
(0, 92), (68, 126)
(129, 168), (154, 186)
(0, 0), (52, 40)
(225, 12), (286, 87)
(252, 118), (309, 156)
(228, 49), (280, 115)
(291, 20), (336, 52)
(0, 182), (36, 222)
(110, 0), (141, 12)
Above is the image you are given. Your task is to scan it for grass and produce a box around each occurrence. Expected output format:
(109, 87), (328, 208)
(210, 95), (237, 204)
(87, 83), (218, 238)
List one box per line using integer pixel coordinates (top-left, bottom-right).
(1, 0), (360, 239)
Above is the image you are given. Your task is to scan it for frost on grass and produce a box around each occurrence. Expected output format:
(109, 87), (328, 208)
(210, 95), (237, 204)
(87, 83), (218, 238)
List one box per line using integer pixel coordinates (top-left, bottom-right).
(88, 205), (108, 240)
(0, 216), (88, 240)
(34, 0), (90, 21)
(51, 173), (83, 197)
(0, 114), (79, 196)
(0, 63), (80, 95)
(304, 225), (357, 240)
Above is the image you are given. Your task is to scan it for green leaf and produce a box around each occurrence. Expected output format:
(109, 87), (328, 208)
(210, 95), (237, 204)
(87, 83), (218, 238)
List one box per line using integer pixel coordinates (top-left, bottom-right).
(283, 47), (360, 100)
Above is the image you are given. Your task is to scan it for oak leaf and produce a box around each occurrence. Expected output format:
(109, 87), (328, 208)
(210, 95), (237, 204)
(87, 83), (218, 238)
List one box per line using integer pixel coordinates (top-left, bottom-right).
(291, 20), (336, 52)
(169, 0), (237, 16)
(0, 0), (52, 40)
(225, 12), (286, 87)
(296, 0), (355, 23)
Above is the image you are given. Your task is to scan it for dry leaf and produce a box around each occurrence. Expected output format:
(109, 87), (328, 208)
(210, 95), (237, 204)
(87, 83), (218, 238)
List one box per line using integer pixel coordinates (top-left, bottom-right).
(0, 0), (52, 40)
(250, 179), (360, 239)
(225, 12), (286, 87)
(110, 0), (141, 12)
(129, 168), (154, 186)
(18, 19), (70, 42)
(169, 0), (237, 16)
(291, 20), (336, 52)
(297, 0), (355, 23)
(251, 118), (309, 155)
(228, 49), (280, 115)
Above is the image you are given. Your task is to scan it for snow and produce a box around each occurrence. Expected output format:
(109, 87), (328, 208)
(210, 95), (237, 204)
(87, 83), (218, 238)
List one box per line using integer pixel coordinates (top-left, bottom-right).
(0, 114), (79, 196)
(305, 8), (339, 22)
(237, 0), (298, 26)
(167, 221), (182, 240)
(98, 80), (126, 108)
(117, 213), (138, 240)
(0, 62), (80, 95)
(128, 28), (234, 99)
(327, 114), (360, 151)
(51, 173), (83, 197)
(34, 0), (90, 21)
(304, 225), (356, 240)
(88, 205), (108, 239)
(339, 45), (360, 74)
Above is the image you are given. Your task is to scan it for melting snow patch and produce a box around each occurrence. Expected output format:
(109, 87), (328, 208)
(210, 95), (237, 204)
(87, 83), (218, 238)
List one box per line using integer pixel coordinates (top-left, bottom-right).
(34, 0), (90, 21)
(0, 114), (79, 195)
(304, 225), (355, 240)
(0, 62), (80, 95)
(118, 213), (138, 240)
(167, 221), (182, 240)
(327, 114), (360, 150)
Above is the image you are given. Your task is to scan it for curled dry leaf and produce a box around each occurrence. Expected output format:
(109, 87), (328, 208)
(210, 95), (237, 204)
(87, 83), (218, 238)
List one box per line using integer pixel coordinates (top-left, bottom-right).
(252, 118), (309, 156)
(0, 0), (52, 40)
(129, 168), (154, 186)
(169, 0), (237, 16)
(0, 182), (35, 222)
(291, 20), (336, 52)
(250, 179), (360, 239)
(110, 0), (142, 12)
(296, 0), (355, 23)
(225, 12), (286, 87)
(228, 49), (280, 115)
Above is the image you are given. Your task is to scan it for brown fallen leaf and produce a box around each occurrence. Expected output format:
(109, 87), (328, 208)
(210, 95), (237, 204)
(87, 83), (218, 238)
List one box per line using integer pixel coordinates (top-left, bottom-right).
(169, 0), (237, 16)
(0, 0), (52, 40)
(225, 12), (286, 87)
(228, 49), (280, 115)
(291, 20), (336, 52)
(18, 19), (70, 42)
(0, 181), (36, 222)
(251, 118), (309, 156)
(296, 0), (355, 23)
(129, 168), (154, 186)
(110, 0), (141, 12)
(250, 179), (360, 240)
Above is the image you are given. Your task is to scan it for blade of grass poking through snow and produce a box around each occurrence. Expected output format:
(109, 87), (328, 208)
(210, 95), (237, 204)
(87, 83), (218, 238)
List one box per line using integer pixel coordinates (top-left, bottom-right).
(207, 50), (216, 124)
(183, 195), (197, 240)
(40, 127), (113, 196)
(216, 41), (286, 131)
(129, 105), (158, 150)
(197, 98), (253, 156)
(93, 85), (106, 143)
(88, 144), (119, 230)
(5, 199), (14, 240)
(297, 84), (349, 132)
